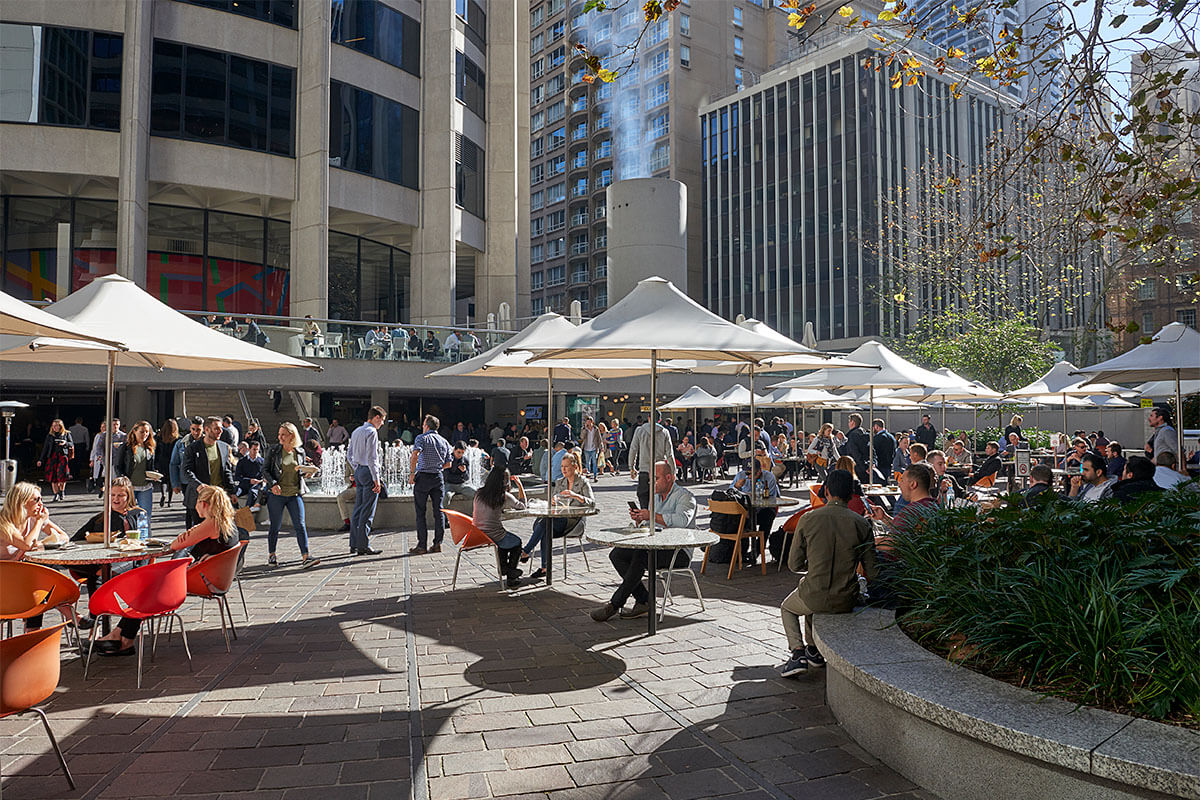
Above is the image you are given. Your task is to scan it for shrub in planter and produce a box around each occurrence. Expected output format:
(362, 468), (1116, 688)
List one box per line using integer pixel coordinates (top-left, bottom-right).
(886, 484), (1200, 723)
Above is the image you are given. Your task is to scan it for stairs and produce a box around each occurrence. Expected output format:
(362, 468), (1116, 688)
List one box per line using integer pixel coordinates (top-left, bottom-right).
(181, 389), (310, 441)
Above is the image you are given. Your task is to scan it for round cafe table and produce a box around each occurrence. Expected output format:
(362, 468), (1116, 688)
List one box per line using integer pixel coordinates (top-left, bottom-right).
(24, 541), (173, 634)
(586, 527), (719, 636)
(503, 502), (598, 587)
(754, 496), (801, 508)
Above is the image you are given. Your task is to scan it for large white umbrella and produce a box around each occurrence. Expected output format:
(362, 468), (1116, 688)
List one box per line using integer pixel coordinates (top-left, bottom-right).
(521, 277), (817, 634)
(1073, 323), (1200, 462)
(1007, 361), (1128, 439)
(713, 384), (770, 408)
(0, 275), (319, 544)
(1133, 379), (1200, 398)
(661, 386), (723, 410)
(0, 289), (126, 348)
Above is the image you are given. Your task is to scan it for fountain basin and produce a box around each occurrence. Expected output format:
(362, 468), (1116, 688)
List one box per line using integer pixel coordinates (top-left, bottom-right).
(253, 493), (478, 532)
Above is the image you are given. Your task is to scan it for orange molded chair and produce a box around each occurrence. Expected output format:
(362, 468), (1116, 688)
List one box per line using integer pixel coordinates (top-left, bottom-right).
(0, 562), (82, 647)
(776, 510), (805, 573)
(444, 510), (503, 589)
(0, 623), (75, 789)
(974, 473), (996, 488)
(186, 542), (247, 653)
(809, 485), (827, 509)
(85, 559), (192, 689)
(701, 500), (767, 580)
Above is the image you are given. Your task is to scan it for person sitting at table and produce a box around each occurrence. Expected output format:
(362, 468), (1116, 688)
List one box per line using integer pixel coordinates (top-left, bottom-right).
(93, 484), (241, 656)
(891, 434), (912, 477)
(779, 469), (877, 677)
(693, 436), (718, 482)
(771, 433), (789, 481)
(1111, 456), (1164, 502)
(1106, 441), (1126, 480)
(235, 440), (266, 510)
(998, 431), (1022, 457)
(675, 434), (696, 482)
(472, 467), (527, 589)
(1063, 437), (1090, 471)
(590, 461), (697, 622)
(520, 451), (593, 581)
(731, 444), (784, 563)
(1021, 465), (1057, 507)
(967, 442), (1004, 486)
(1066, 452), (1116, 502)
(947, 440), (973, 467)
(926, 450), (970, 506)
(302, 315), (322, 351)
(421, 330), (441, 359)
(69, 478), (145, 616)
(1153, 452), (1191, 490)
(1, 482), (68, 562)
(869, 465), (939, 552)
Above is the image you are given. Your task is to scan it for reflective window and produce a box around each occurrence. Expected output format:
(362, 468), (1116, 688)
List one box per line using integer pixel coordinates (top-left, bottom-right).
(174, 0), (296, 28)
(151, 40), (295, 156)
(455, 50), (486, 119)
(329, 81), (419, 188)
(455, 0), (487, 52)
(456, 134), (486, 218)
(327, 230), (410, 322)
(331, 0), (420, 77)
(0, 24), (122, 130)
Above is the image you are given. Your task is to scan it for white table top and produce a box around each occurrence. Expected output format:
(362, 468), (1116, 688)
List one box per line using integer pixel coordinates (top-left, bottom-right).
(587, 527), (719, 550)
(24, 541), (172, 567)
(503, 503), (599, 520)
(750, 496), (801, 508)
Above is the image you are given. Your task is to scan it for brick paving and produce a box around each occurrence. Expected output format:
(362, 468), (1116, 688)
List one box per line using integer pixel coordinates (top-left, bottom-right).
(1, 479), (937, 800)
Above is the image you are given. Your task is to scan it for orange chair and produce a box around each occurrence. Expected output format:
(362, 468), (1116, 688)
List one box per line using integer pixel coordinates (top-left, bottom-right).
(444, 510), (503, 589)
(186, 542), (247, 653)
(701, 500), (767, 580)
(974, 473), (996, 488)
(85, 559), (192, 689)
(0, 562), (82, 648)
(809, 485), (827, 509)
(0, 623), (75, 789)
(776, 510), (804, 572)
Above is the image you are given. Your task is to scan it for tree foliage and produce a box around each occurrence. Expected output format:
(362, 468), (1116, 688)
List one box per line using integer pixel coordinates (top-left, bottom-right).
(893, 310), (1056, 391)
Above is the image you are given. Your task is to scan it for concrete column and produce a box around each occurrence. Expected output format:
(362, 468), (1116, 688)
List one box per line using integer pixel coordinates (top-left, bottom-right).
(369, 389), (389, 415)
(476, 1), (526, 323)
(290, 0), (332, 319)
(56, 223), (70, 299)
(115, 0), (153, 287)
(121, 386), (153, 426)
(410, 2), (458, 326)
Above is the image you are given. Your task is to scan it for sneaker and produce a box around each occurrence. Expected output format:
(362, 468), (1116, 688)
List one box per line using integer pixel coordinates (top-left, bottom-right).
(618, 602), (649, 619)
(803, 645), (826, 668)
(301, 555), (321, 569)
(780, 651), (809, 678)
(429, 544), (442, 553)
(590, 602), (619, 622)
(267, 554), (278, 568)
(506, 576), (523, 589)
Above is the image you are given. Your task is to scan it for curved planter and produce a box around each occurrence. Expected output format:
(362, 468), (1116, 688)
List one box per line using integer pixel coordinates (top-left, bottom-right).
(813, 608), (1200, 800)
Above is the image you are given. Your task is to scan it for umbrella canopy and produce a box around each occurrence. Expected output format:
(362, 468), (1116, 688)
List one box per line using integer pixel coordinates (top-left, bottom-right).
(758, 387), (847, 407)
(713, 385), (770, 408)
(0, 289), (126, 348)
(675, 319), (871, 375)
(769, 341), (964, 392)
(1072, 322), (1200, 385)
(1133, 379), (1200, 397)
(521, 278), (820, 362)
(661, 385), (724, 410)
(426, 313), (665, 379)
(833, 389), (926, 409)
(0, 275), (319, 372)
(1006, 362), (1126, 399)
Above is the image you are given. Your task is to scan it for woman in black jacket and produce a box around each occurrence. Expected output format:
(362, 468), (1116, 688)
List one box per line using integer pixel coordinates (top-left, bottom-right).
(38, 419), (74, 501)
(155, 419), (179, 508)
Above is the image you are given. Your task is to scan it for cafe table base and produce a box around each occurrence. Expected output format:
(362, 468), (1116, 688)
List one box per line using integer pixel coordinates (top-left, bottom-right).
(504, 505), (599, 588)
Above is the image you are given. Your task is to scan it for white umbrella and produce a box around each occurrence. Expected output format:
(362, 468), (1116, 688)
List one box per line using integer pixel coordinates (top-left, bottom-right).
(0, 275), (319, 544)
(1007, 361), (1128, 439)
(0, 289), (126, 348)
(520, 277), (816, 634)
(713, 385), (770, 408)
(1072, 323), (1200, 462)
(1133, 379), (1200, 397)
(661, 386), (723, 410)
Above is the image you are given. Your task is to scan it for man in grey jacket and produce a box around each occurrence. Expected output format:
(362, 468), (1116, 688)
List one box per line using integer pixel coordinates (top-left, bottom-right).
(628, 413), (673, 509)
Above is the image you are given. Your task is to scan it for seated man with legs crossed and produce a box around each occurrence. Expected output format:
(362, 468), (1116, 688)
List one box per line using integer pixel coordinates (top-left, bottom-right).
(591, 461), (696, 621)
(780, 469), (877, 677)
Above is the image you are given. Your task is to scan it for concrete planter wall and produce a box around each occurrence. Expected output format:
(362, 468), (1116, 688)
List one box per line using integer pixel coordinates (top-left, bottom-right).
(813, 608), (1200, 800)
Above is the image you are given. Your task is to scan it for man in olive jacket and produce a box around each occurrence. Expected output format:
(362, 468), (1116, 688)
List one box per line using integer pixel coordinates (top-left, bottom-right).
(780, 469), (877, 677)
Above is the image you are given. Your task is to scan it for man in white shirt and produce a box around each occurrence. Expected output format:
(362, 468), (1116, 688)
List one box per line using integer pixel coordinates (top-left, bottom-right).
(1067, 453), (1116, 502)
(1153, 452), (1191, 489)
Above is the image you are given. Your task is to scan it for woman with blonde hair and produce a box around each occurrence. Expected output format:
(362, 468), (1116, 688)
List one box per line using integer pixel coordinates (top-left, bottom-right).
(116, 420), (157, 534)
(520, 451), (593, 581)
(93, 484), (241, 656)
(263, 422), (321, 569)
(38, 418), (74, 501)
(805, 422), (840, 478)
(1, 482), (68, 561)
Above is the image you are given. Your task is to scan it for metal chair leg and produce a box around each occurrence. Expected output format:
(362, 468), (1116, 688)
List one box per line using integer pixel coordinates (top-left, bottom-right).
(235, 576), (248, 620)
(222, 596), (237, 640)
(493, 547), (504, 589)
(686, 568), (705, 612)
(452, 550), (463, 589)
(136, 625), (145, 689)
(217, 598), (230, 652)
(28, 707), (74, 790)
(173, 613), (193, 671)
(83, 623), (99, 679)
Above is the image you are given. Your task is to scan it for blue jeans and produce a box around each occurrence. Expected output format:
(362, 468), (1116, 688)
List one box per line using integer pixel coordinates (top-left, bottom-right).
(524, 517), (570, 567)
(350, 465), (379, 552)
(583, 449), (598, 475)
(266, 493), (310, 555)
(134, 488), (154, 534)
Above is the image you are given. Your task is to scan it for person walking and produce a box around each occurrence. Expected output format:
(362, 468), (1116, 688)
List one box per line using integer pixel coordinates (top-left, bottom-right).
(170, 417), (203, 518)
(628, 413), (673, 509)
(181, 416), (237, 529)
(327, 418), (349, 447)
(579, 416), (603, 480)
(38, 419), (73, 501)
(347, 406), (386, 556)
(156, 419), (179, 508)
(68, 417), (90, 483)
(408, 414), (452, 556)
(263, 422), (321, 569)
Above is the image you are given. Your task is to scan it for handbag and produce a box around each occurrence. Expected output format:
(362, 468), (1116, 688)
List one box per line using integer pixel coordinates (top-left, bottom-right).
(235, 505), (257, 533)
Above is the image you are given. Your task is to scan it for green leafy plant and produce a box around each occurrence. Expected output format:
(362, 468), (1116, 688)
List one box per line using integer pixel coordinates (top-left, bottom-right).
(887, 487), (1200, 724)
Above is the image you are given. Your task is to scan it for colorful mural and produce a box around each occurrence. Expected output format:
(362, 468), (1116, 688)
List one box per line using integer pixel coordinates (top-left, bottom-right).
(3, 248), (57, 300)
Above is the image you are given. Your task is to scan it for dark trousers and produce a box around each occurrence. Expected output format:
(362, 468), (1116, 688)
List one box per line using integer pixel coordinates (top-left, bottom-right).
(185, 503), (200, 530)
(350, 465), (379, 551)
(609, 547), (689, 608)
(637, 471), (651, 509)
(413, 472), (444, 549)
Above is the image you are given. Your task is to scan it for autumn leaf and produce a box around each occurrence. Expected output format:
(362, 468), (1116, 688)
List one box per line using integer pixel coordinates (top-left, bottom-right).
(597, 68), (617, 83)
(838, 5), (854, 17)
(879, 8), (896, 20)
(642, 0), (662, 23)
(788, 11), (807, 28)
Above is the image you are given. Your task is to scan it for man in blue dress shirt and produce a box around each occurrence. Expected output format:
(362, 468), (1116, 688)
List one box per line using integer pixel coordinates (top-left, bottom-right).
(408, 414), (453, 555)
(347, 405), (386, 555)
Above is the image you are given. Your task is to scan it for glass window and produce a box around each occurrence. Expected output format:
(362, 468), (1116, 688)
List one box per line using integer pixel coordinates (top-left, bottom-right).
(530, 216), (544, 237)
(531, 243), (544, 263)
(733, 35), (743, 58)
(2, 196), (70, 300)
(547, 210), (565, 231)
(1137, 280), (1157, 300)
(531, 57), (545, 79)
(329, 80), (419, 188)
(531, 271), (544, 290)
(151, 40), (295, 155)
(546, 99), (565, 123)
(548, 155), (565, 176)
(331, 0), (421, 77)
(531, 136), (544, 158)
(530, 32), (543, 55)
(174, 0), (295, 28)
(546, 182), (566, 203)
(531, 163), (544, 184)
(531, 189), (544, 210)
(680, 45), (690, 67)
(457, 0), (487, 51)
(456, 50), (486, 119)
(680, 14), (690, 36)
(72, 199), (118, 292)
(456, 134), (485, 218)
(1141, 311), (1155, 334)
(549, 125), (566, 149)
(530, 5), (544, 28)
(327, 231), (359, 321)
(1177, 307), (1197, 329)
(359, 238), (395, 322)
(264, 218), (290, 314)
(734, 65), (744, 87)
(146, 204), (205, 311)
(548, 46), (566, 68)
(0, 25), (123, 131)
(732, 6), (743, 26)
(206, 211), (266, 314)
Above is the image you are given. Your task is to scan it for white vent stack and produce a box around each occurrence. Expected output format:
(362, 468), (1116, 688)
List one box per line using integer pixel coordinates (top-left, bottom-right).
(606, 178), (687, 304)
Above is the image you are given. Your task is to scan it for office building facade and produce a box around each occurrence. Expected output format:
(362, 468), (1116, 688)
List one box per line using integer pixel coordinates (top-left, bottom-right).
(1, 0), (529, 327)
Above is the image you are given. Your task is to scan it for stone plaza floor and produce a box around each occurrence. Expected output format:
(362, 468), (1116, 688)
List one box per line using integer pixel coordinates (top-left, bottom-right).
(1, 477), (937, 800)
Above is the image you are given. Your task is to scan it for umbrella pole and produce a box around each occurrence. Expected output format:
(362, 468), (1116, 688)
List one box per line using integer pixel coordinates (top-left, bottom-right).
(748, 364), (757, 536)
(648, 350), (658, 636)
(1062, 393), (1068, 440)
(547, 370), (553, 510)
(1177, 369), (1185, 474)
(103, 350), (115, 548)
(868, 386), (875, 487)
(972, 406), (978, 450)
(940, 397), (946, 443)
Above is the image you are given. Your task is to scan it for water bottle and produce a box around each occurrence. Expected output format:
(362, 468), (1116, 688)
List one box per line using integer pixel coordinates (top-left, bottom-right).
(132, 513), (148, 541)
(944, 482), (956, 507)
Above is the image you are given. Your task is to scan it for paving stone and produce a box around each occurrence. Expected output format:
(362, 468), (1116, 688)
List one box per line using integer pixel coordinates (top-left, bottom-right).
(488, 764), (576, 796)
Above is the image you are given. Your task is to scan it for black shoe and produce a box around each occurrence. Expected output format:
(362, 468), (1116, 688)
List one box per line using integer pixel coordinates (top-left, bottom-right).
(76, 616), (95, 631)
(506, 576), (523, 589)
(429, 544), (442, 553)
(94, 640), (122, 654)
(803, 645), (826, 668)
(529, 567), (546, 581)
(99, 645), (136, 657)
(357, 547), (383, 556)
(590, 602), (618, 622)
(619, 602), (649, 619)
(407, 546), (427, 556)
(780, 651), (809, 678)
